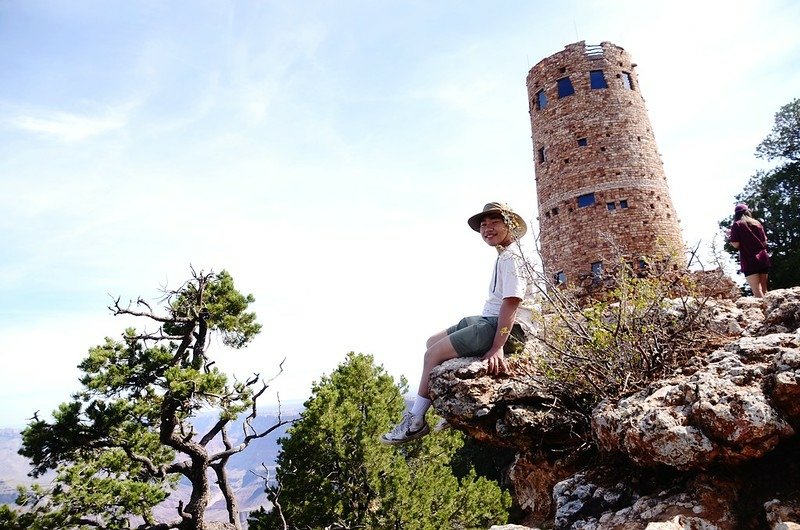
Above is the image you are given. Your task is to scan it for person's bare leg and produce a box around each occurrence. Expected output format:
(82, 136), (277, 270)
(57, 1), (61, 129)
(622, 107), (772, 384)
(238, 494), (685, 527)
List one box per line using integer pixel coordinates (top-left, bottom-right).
(746, 274), (763, 297)
(417, 334), (459, 398)
(760, 273), (769, 295)
(426, 330), (448, 349)
(380, 331), (459, 445)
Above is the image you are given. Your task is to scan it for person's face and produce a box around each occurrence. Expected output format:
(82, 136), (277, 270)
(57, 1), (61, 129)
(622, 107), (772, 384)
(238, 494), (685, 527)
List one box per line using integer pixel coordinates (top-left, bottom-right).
(479, 215), (512, 247)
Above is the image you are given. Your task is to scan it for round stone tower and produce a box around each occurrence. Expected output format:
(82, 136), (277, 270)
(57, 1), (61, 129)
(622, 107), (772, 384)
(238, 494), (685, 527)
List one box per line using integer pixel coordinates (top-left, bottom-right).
(526, 41), (684, 285)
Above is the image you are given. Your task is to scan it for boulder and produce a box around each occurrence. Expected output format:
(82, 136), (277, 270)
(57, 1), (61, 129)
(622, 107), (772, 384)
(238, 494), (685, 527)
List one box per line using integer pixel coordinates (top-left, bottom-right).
(425, 287), (800, 528)
(552, 472), (738, 529)
(508, 451), (579, 526)
(593, 333), (800, 469)
(429, 355), (589, 450)
(686, 269), (740, 301)
(765, 499), (800, 529)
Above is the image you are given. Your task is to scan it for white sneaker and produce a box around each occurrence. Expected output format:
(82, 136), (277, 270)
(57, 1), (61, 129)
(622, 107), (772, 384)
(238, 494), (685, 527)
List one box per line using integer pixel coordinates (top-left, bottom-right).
(433, 417), (451, 432)
(379, 412), (429, 445)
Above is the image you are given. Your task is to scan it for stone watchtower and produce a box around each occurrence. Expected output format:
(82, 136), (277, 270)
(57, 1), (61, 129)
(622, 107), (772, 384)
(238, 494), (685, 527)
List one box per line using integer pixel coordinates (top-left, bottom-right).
(526, 41), (684, 285)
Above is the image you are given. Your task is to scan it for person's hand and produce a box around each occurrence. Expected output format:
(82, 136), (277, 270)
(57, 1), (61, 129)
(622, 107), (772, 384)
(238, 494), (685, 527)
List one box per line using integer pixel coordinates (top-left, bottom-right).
(481, 348), (507, 375)
(725, 228), (731, 239)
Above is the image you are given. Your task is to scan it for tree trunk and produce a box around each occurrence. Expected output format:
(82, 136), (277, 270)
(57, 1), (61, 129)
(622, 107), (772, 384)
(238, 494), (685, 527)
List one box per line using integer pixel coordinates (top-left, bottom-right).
(182, 452), (211, 530)
(212, 458), (241, 530)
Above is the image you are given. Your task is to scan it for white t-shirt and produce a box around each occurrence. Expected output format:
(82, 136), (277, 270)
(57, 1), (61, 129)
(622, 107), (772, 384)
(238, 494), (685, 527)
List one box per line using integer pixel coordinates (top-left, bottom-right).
(481, 246), (532, 323)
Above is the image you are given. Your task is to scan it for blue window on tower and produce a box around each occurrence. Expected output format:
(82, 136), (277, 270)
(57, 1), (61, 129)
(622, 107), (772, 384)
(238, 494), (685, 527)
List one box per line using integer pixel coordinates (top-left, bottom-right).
(557, 77), (575, 98)
(589, 70), (608, 89)
(535, 89), (548, 110)
(555, 271), (566, 285)
(577, 137), (588, 147)
(591, 261), (603, 281)
(577, 193), (596, 208)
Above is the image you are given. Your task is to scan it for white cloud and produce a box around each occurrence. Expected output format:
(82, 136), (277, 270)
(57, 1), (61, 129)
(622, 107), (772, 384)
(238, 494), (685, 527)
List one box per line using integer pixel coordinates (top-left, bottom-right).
(11, 109), (127, 142)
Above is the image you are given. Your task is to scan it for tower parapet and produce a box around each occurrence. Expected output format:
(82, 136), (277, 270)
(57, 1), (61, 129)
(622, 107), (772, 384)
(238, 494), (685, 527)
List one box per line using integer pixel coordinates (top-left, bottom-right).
(526, 41), (685, 285)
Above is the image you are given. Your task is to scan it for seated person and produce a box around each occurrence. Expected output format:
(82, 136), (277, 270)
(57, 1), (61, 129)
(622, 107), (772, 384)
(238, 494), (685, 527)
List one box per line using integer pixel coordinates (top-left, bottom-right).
(380, 202), (531, 445)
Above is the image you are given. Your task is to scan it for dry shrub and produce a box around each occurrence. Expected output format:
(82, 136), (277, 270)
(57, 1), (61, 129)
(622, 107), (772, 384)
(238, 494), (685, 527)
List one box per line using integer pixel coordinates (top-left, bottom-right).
(527, 250), (728, 403)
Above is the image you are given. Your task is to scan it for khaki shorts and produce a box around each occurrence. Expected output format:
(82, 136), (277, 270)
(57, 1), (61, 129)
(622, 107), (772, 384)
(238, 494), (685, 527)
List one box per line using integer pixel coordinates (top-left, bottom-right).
(446, 316), (526, 357)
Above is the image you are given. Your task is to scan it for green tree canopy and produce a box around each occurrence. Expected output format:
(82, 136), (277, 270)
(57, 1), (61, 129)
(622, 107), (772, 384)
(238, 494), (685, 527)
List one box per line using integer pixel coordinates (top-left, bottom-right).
(756, 98), (800, 162)
(721, 98), (800, 289)
(249, 352), (511, 530)
(14, 269), (285, 530)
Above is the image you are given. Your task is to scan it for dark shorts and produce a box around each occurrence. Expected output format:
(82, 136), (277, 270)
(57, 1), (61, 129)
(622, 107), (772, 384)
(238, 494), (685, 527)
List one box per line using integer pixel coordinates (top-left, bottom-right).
(446, 316), (526, 357)
(743, 266), (770, 277)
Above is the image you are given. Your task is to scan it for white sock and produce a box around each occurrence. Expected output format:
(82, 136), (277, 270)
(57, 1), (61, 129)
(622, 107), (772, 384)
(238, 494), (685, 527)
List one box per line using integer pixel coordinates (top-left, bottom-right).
(410, 395), (431, 417)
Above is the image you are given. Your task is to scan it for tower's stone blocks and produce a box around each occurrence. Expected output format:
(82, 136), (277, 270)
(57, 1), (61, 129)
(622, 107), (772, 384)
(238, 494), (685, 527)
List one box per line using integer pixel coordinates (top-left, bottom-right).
(527, 41), (684, 285)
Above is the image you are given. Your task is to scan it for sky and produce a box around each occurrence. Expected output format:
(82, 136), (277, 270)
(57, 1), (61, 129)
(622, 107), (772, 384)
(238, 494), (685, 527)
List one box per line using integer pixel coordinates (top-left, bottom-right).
(1, 0), (799, 428)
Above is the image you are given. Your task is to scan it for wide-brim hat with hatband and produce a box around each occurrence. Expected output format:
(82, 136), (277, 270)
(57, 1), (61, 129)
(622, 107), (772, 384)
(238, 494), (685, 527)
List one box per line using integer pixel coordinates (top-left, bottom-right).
(467, 202), (527, 238)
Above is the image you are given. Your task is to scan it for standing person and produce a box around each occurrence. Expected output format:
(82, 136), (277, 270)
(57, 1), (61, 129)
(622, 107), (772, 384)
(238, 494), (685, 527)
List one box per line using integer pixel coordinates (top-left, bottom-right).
(380, 202), (531, 445)
(727, 203), (771, 297)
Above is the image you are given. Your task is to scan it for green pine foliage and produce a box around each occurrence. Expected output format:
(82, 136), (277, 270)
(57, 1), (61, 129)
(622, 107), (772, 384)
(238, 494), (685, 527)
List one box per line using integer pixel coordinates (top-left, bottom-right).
(12, 270), (283, 530)
(249, 352), (511, 530)
(721, 98), (800, 289)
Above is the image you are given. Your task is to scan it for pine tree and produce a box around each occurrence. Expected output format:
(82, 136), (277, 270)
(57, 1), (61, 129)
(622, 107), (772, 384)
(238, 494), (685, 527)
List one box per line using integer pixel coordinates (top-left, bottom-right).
(721, 98), (800, 289)
(15, 269), (285, 530)
(249, 352), (511, 530)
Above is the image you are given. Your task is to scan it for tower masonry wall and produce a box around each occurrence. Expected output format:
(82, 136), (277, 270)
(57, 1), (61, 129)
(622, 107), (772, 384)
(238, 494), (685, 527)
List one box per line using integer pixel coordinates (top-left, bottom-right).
(526, 41), (685, 285)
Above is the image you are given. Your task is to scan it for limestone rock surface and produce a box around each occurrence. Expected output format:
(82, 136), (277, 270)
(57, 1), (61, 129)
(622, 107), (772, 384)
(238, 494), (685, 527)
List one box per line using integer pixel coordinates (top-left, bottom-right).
(551, 472), (737, 530)
(426, 287), (800, 529)
(592, 333), (799, 469)
(765, 499), (800, 529)
(429, 353), (589, 450)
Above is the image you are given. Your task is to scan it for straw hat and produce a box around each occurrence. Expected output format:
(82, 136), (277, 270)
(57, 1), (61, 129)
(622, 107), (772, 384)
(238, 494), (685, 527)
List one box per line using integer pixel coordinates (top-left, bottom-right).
(467, 202), (527, 238)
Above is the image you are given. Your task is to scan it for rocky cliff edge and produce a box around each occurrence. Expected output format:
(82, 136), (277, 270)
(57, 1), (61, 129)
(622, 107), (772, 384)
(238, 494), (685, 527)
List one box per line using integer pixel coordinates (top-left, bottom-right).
(430, 287), (800, 530)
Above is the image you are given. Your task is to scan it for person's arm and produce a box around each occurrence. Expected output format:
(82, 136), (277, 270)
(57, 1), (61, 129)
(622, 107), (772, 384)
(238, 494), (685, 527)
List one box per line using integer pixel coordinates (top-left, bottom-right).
(482, 296), (521, 375)
(729, 223), (741, 249)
